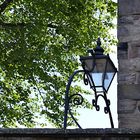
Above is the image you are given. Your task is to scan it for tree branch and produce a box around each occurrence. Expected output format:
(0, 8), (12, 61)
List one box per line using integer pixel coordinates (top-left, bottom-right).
(0, 22), (58, 29)
(0, 22), (26, 27)
(0, 22), (29, 29)
(0, 0), (14, 14)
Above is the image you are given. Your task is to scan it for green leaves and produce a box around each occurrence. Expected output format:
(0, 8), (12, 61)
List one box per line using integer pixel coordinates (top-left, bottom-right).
(0, 0), (117, 127)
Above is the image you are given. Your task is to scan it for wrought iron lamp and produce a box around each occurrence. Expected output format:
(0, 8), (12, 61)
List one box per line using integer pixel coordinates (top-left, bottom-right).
(64, 38), (117, 129)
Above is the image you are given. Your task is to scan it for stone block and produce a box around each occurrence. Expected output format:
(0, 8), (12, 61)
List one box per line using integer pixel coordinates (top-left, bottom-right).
(118, 15), (140, 42)
(118, 72), (136, 84)
(131, 34), (140, 43)
(117, 25), (130, 42)
(118, 100), (140, 128)
(118, 0), (133, 16)
(118, 59), (130, 72)
(118, 58), (140, 73)
(119, 113), (140, 128)
(130, 58), (140, 72)
(118, 24), (140, 42)
(118, 14), (140, 28)
(118, 16), (134, 25)
(119, 0), (140, 16)
(129, 40), (140, 47)
(118, 84), (140, 100)
(128, 43), (140, 59)
(118, 99), (137, 114)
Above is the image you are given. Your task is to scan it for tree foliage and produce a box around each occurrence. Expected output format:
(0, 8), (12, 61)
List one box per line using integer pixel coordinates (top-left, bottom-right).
(0, 0), (117, 127)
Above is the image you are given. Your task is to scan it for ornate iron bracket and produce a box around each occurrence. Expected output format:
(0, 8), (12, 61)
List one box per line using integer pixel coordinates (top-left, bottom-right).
(63, 70), (114, 129)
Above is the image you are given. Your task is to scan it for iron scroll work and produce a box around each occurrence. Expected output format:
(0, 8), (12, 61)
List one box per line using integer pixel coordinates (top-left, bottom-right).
(63, 38), (117, 129)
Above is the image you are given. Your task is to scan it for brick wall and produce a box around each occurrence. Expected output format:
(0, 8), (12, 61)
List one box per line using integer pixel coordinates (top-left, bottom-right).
(118, 0), (140, 128)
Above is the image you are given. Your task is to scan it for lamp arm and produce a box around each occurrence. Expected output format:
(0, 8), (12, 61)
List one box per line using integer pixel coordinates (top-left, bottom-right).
(63, 70), (84, 129)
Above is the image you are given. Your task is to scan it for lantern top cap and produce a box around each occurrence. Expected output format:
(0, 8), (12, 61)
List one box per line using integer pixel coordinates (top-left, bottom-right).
(94, 38), (104, 55)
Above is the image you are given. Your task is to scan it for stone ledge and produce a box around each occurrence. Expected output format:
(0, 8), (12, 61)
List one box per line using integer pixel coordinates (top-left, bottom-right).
(1, 128), (140, 137)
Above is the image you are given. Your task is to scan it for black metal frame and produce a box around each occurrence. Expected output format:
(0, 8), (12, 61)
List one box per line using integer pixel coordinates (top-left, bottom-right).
(63, 69), (115, 129)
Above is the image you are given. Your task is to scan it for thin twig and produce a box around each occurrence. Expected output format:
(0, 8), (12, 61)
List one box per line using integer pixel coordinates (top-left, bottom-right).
(32, 77), (46, 105)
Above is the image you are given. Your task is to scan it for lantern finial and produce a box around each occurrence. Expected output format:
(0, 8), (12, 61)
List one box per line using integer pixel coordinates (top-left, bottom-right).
(94, 38), (104, 55)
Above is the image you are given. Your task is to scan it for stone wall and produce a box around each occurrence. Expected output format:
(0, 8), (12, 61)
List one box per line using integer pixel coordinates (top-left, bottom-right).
(0, 128), (140, 140)
(118, 0), (140, 128)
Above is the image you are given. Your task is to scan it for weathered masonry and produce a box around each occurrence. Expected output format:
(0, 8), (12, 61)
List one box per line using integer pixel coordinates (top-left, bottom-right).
(118, 0), (140, 128)
(1, 128), (140, 140)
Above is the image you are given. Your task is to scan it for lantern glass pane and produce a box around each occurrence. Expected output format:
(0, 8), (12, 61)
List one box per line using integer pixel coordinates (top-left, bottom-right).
(83, 59), (94, 71)
(90, 73), (104, 92)
(89, 58), (106, 92)
(103, 60), (116, 91)
(104, 72), (114, 91)
(90, 58), (116, 92)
